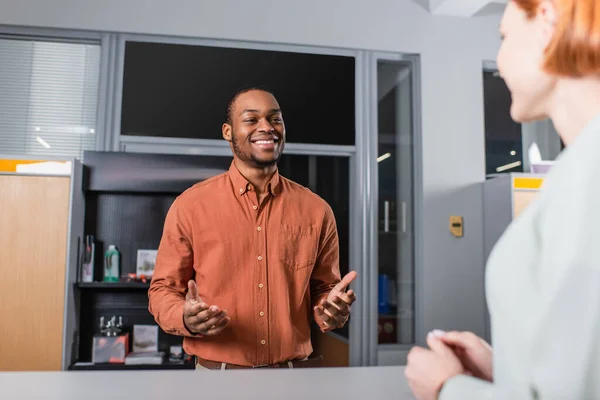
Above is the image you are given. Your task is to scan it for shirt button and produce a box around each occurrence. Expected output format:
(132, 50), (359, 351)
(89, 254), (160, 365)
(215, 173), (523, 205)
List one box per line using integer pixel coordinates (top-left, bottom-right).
(260, 340), (266, 345)
(259, 311), (264, 316)
(257, 256), (263, 261)
(239, 188), (244, 193)
(253, 205), (258, 210)
(258, 283), (264, 288)
(257, 226), (262, 231)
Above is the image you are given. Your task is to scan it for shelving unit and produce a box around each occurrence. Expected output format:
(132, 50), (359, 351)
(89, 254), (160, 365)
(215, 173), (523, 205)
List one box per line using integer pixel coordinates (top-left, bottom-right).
(66, 150), (351, 369)
(68, 151), (233, 370)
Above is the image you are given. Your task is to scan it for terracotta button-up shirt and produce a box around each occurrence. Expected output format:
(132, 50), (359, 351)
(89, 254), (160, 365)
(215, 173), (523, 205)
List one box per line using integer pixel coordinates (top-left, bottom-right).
(148, 162), (341, 366)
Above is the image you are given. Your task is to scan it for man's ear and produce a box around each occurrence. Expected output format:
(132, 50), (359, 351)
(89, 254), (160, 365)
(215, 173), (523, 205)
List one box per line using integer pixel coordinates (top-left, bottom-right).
(222, 123), (232, 142)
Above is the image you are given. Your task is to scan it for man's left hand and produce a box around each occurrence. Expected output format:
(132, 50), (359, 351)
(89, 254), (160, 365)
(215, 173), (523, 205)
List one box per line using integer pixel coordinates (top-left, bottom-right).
(314, 271), (357, 332)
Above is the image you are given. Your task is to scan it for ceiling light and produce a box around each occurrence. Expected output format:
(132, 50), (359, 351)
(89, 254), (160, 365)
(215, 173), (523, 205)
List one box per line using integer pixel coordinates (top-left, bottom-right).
(36, 137), (51, 149)
(377, 153), (391, 162)
(496, 160), (521, 172)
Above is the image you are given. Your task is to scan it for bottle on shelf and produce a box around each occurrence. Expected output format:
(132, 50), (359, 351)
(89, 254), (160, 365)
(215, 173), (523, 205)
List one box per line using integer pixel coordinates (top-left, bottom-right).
(378, 274), (391, 315)
(80, 235), (96, 283)
(103, 245), (121, 283)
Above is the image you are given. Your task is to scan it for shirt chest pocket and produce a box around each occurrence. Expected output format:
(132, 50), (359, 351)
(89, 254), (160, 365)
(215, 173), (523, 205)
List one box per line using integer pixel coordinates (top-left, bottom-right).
(278, 224), (319, 270)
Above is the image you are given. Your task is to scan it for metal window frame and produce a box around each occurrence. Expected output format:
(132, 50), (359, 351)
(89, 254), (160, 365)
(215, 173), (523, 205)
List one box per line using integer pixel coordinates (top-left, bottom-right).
(0, 25), (112, 370)
(120, 136), (356, 157)
(482, 60), (498, 72)
(110, 33), (362, 151)
(0, 24), (114, 156)
(112, 33), (376, 366)
(363, 51), (424, 365)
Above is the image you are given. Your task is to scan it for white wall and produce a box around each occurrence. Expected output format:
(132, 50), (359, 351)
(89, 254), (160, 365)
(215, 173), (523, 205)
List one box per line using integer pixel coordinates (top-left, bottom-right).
(0, 0), (502, 344)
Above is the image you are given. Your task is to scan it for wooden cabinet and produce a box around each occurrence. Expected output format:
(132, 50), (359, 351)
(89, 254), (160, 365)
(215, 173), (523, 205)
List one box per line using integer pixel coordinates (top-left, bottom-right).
(0, 160), (83, 371)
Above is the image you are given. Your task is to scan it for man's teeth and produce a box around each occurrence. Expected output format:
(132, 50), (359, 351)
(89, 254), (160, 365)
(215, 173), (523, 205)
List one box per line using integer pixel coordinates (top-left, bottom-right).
(254, 140), (275, 144)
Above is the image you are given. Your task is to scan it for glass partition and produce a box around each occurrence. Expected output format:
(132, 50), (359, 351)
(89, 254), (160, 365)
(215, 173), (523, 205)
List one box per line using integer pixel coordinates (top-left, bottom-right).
(376, 60), (415, 346)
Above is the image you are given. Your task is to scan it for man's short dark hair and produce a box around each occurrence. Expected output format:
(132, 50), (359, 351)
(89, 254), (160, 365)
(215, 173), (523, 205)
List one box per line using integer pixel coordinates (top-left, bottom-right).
(225, 85), (277, 125)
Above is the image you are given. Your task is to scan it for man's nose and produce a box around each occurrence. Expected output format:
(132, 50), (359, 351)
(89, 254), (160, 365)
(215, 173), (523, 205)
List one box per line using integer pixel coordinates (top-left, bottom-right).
(257, 118), (274, 132)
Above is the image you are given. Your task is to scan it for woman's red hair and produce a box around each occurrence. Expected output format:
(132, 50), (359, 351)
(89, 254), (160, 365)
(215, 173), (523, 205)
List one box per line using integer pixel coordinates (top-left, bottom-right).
(513, 0), (600, 77)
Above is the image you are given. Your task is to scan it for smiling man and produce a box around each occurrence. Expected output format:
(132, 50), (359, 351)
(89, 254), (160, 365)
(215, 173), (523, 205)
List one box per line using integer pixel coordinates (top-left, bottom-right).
(148, 86), (357, 370)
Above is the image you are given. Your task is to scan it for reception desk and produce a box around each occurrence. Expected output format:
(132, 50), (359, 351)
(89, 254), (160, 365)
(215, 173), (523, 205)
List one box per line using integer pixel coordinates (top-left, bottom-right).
(0, 366), (414, 399)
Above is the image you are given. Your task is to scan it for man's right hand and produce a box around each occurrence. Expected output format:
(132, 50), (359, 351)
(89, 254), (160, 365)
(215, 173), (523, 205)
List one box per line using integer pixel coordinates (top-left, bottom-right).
(183, 280), (230, 336)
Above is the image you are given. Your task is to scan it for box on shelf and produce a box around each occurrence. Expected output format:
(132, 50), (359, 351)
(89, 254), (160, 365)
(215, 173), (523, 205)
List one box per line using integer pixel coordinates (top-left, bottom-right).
(92, 333), (129, 364)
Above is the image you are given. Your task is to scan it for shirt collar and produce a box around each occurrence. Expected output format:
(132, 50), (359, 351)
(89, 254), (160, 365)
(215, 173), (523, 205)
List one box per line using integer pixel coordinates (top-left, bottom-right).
(228, 161), (280, 197)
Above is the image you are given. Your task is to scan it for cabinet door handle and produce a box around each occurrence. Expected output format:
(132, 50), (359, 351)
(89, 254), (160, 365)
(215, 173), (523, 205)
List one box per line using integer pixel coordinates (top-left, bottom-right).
(384, 200), (390, 233)
(401, 201), (407, 233)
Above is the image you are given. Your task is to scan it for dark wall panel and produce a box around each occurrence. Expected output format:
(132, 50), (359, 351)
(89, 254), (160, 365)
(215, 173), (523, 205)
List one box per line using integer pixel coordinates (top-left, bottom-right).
(120, 41), (356, 145)
(483, 71), (524, 175)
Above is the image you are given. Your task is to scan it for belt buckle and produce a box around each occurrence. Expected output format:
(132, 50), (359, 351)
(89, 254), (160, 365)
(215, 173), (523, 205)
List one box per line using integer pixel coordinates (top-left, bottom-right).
(252, 364), (271, 369)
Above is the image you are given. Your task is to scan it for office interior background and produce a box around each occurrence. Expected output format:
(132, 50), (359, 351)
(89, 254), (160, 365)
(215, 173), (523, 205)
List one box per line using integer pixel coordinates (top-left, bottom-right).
(0, 0), (563, 371)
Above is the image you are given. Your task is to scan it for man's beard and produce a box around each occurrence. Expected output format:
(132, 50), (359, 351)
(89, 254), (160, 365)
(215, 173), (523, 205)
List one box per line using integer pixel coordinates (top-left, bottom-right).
(231, 133), (282, 167)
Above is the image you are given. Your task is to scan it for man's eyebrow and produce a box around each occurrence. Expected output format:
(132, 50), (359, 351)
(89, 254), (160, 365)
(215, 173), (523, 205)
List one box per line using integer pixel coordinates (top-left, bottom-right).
(239, 108), (282, 115)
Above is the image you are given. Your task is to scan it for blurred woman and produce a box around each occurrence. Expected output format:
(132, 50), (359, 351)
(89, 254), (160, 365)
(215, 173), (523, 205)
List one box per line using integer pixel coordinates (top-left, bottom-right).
(405, 0), (600, 398)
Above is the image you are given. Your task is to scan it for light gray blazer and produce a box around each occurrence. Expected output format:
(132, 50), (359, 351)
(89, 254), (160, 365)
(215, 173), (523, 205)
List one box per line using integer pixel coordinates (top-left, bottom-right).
(441, 114), (600, 399)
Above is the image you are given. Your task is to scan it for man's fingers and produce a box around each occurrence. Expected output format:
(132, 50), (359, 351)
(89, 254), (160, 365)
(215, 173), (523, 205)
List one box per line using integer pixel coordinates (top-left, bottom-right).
(197, 311), (229, 334)
(323, 301), (341, 318)
(329, 295), (344, 309)
(184, 299), (230, 336)
(334, 271), (358, 292)
(326, 297), (350, 318)
(186, 280), (201, 303)
(184, 301), (209, 317)
(346, 290), (357, 303)
(314, 305), (328, 319)
(205, 316), (230, 335)
(336, 291), (356, 306)
(314, 305), (334, 324)
(191, 305), (222, 323)
(196, 310), (228, 332)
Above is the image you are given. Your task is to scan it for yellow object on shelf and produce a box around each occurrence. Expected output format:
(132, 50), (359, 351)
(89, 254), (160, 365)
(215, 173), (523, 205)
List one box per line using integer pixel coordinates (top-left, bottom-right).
(512, 177), (544, 190)
(0, 159), (45, 172)
(0, 158), (72, 175)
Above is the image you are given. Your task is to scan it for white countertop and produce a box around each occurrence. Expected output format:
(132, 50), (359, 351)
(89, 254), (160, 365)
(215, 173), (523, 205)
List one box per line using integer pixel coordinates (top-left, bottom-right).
(0, 366), (414, 399)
